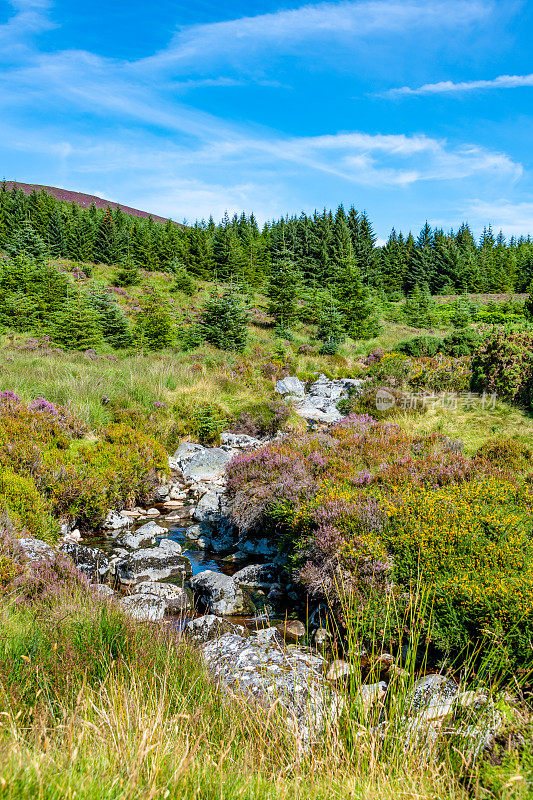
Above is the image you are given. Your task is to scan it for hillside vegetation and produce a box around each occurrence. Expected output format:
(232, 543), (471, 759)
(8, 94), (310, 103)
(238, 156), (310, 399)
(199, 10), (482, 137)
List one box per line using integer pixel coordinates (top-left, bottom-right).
(1, 185), (533, 798)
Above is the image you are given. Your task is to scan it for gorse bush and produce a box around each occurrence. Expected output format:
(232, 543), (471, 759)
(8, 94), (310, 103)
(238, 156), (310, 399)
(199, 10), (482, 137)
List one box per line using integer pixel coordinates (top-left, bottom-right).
(384, 479), (533, 662)
(0, 469), (58, 542)
(0, 394), (166, 529)
(226, 416), (533, 667)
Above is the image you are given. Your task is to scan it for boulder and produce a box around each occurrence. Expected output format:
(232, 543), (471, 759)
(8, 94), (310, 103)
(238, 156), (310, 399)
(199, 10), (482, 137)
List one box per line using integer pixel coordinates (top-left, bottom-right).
(190, 569), (249, 616)
(116, 539), (190, 585)
(173, 442), (205, 464)
(184, 614), (246, 644)
(116, 522), (162, 550)
(90, 584), (115, 598)
(193, 488), (224, 523)
(312, 627), (333, 656)
(236, 536), (278, 557)
(220, 432), (262, 449)
(181, 449), (233, 483)
(60, 542), (110, 582)
(133, 581), (191, 612)
(407, 674), (458, 716)
(201, 631), (343, 741)
(18, 537), (56, 562)
(326, 659), (355, 682)
(102, 510), (132, 531)
(232, 562), (288, 591)
(275, 377), (306, 397)
(119, 593), (167, 622)
(278, 619), (306, 642)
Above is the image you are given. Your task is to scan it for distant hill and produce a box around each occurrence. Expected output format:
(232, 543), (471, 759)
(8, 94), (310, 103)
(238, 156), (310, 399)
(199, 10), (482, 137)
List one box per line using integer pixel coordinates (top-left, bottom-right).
(4, 181), (180, 226)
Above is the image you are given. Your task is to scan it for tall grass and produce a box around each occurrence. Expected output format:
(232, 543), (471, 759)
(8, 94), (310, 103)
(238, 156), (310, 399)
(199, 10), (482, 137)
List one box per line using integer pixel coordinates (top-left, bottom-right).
(0, 575), (528, 799)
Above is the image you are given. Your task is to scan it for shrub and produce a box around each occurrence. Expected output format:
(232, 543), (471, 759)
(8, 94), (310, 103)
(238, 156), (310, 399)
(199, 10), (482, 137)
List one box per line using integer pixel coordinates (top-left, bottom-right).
(0, 470), (59, 542)
(476, 438), (532, 471)
(407, 355), (472, 392)
(471, 331), (533, 404)
(396, 336), (444, 358)
(442, 329), (481, 357)
(384, 479), (533, 664)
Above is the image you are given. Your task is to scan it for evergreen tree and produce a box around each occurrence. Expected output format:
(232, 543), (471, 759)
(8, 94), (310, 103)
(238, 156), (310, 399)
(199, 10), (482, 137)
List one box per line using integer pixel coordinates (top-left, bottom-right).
(317, 302), (345, 354)
(5, 222), (48, 262)
(114, 256), (140, 287)
(199, 287), (249, 352)
(52, 296), (103, 350)
(47, 209), (67, 257)
(267, 257), (301, 328)
(133, 288), (174, 350)
(88, 288), (133, 348)
(94, 208), (116, 264)
(170, 261), (196, 295)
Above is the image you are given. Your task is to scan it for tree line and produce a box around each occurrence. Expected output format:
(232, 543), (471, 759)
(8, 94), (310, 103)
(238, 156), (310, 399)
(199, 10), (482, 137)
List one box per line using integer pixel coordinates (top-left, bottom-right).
(2, 182), (533, 296)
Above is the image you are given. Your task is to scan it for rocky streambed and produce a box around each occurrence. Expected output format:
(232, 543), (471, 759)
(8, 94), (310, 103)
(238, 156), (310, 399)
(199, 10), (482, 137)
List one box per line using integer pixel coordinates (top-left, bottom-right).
(18, 375), (505, 752)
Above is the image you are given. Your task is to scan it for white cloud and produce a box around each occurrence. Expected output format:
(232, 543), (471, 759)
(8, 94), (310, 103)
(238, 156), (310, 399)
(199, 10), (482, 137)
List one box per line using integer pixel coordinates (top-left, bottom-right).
(140, 0), (494, 74)
(386, 72), (533, 97)
(0, 0), (54, 50)
(464, 199), (533, 237)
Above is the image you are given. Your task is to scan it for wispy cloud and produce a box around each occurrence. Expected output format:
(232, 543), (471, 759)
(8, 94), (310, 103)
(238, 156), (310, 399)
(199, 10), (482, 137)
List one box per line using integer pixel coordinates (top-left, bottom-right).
(140, 0), (494, 74)
(386, 72), (533, 97)
(0, 0), (54, 50)
(464, 199), (533, 237)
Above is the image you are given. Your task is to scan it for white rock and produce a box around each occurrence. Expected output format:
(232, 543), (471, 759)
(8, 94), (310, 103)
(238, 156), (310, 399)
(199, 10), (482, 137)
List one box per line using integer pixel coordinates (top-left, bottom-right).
(119, 593), (167, 622)
(190, 570), (248, 616)
(102, 511), (132, 531)
(275, 376), (306, 396)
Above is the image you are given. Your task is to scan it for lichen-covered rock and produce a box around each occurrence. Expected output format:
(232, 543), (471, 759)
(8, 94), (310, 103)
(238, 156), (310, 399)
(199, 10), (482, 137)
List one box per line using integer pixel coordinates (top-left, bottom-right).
(275, 377), (306, 397)
(116, 539), (190, 585)
(184, 614), (245, 643)
(90, 584), (115, 598)
(18, 537), (56, 562)
(201, 631), (343, 741)
(119, 593), (166, 622)
(407, 674), (458, 715)
(60, 542), (110, 582)
(102, 511), (132, 531)
(193, 488), (224, 523)
(190, 569), (249, 615)
(133, 581), (191, 611)
(181, 449), (233, 483)
(232, 562), (288, 591)
(220, 432), (262, 449)
(116, 520), (164, 549)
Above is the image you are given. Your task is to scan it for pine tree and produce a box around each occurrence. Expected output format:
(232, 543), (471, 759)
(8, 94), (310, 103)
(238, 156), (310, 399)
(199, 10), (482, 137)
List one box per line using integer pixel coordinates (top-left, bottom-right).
(170, 261), (195, 295)
(133, 288), (174, 350)
(94, 208), (117, 264)
(199, 287), (249, 352)
(317, 302), (345, 354)
(47, 209), (67, 257)
(52, 296), (103, 351)
(336, 263), (381, 339)
(267, 257), (301, 328)
(114, 256), (140, 287)
(88, 288), (133, 348)
(5, 222), (48, 262)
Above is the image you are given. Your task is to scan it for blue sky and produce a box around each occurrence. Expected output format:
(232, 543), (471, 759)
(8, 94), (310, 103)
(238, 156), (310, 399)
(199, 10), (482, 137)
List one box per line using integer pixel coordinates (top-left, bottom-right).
(1, 0), (532, 240)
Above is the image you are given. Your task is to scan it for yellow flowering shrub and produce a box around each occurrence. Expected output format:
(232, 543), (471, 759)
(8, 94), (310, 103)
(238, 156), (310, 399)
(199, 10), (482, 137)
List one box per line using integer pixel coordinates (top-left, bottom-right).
(384, 478), (533, 661)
